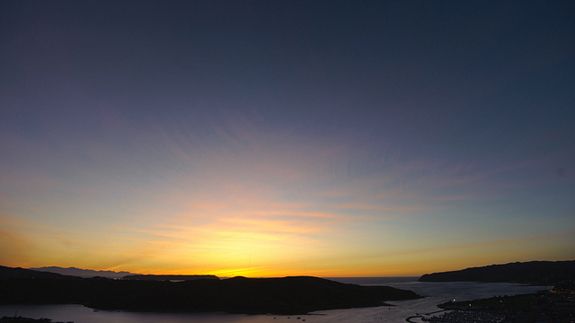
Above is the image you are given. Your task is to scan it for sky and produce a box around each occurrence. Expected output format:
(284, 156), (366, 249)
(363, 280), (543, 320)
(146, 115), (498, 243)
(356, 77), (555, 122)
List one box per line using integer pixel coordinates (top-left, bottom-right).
(1, 0), (574, 277)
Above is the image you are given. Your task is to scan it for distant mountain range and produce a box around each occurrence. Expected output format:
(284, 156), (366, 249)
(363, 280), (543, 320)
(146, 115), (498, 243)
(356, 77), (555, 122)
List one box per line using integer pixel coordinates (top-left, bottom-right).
(30, 266), (133, 279)
(0, 265), (78, 280)
(29, 267), (219, 281)
(419, 260), (575, 285)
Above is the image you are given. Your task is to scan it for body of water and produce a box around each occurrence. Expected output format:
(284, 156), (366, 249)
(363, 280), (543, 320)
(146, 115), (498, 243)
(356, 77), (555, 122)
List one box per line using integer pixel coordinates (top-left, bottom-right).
(0, 279), (549, 323)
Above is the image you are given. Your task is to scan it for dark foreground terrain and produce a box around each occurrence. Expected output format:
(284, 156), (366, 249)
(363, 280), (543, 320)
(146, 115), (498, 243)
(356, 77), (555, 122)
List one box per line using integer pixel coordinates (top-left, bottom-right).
(0, 266), (419, 314)
(419, 260), (575, 284)
(429, 283), (575, 323)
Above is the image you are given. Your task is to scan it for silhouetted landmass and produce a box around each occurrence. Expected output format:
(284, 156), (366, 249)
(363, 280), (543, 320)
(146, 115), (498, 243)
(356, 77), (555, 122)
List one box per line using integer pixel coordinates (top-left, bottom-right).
(30, 266), (132, 279)
(0, 266), (420, 314)
(0, 317), (72, 323)
(123, 274), (218, 281)
(419, 260), (575, 285)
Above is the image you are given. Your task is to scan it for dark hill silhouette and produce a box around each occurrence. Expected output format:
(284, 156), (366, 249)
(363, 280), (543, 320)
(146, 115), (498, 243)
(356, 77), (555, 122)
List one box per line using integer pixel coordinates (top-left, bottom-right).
(30, 266), (132, 279)
(419, 260), (575, 284)
(123, 274), (218, 281)
(0, 266), (420, 314)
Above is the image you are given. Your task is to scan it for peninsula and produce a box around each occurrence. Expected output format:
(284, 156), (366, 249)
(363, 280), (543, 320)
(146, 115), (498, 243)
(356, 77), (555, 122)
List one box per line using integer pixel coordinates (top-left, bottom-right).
(0, 266), (420, 315)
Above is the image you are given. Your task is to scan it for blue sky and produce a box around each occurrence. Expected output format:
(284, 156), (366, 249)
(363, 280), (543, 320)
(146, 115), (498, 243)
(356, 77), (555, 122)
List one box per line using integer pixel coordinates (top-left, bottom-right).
(0, 0), (574, 275)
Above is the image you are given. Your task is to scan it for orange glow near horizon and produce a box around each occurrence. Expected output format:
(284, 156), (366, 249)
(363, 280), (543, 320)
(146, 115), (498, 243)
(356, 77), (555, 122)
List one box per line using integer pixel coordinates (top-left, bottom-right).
(2, 201), (573, 277)
(1, 111), (574, 278)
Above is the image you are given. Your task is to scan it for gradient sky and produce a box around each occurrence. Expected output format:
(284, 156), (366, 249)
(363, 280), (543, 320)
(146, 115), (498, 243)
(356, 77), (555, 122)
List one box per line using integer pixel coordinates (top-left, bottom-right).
(1, 0), (574, 277)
